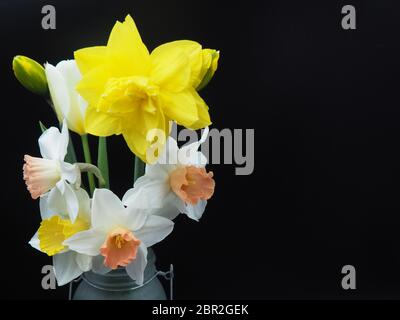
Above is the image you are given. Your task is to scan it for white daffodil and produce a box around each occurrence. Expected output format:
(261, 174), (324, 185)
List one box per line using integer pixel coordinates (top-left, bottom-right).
(64, 189), (174, 285)
(23, 120), (81, 221)
(29, 187), (92, 286)
(45, 60), (87, 135)
(123, 127), (215, 221)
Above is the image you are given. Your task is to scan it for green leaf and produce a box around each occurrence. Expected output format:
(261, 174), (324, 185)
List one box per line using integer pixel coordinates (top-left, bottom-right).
(65, 133), (78, 164)
(81, 134), (95, 196)
(60, 123), (77, 165)
(97, 137), (110, 189)
(39, 121), (47, 133)
(133, 156), (145, 185)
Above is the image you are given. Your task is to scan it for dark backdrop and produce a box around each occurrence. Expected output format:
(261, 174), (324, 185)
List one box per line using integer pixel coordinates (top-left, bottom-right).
(1, 0), (400, 299)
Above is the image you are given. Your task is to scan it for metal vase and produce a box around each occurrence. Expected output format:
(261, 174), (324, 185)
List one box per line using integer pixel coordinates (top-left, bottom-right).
(72, 248), (167, 300)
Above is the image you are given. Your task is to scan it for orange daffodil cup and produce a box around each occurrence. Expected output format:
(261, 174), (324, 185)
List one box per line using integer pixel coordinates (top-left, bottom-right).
(23, 120), (81, 217)
(15, 13), (218, 287)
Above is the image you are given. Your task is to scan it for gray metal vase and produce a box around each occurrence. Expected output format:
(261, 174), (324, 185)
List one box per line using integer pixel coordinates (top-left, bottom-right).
(73, 248), (167, 300)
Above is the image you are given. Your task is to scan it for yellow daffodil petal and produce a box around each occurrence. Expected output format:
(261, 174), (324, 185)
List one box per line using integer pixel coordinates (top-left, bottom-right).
(198, 50), (212, 81)
(107, 15), (150, 75)
(197, 49), (219, 91)
(150, 43), (191, 92)
(161, 90), (199, 128)
(38, 215), (89, 256)
(76, 66), (112, 107)
(74, 46), (108, 74)
(153, 40), (204, 88)
(85, 107), (124, 136)
(189, 89), (212, 130)
(122, 107), (168, 162)
(210, 50), (219, 76)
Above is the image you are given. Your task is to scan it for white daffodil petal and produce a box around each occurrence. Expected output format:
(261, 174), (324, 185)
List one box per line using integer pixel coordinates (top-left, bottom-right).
(144, 162), (172, 180)
(57, 181), (79, 223)
(135, 215), (174, 247)
(185, 199), (207, 221)
(64, 229), (104, 256)
(91, 255), (111, 275)
(53, 251), (82, 286)
(39, 193), (55, 220)
(123, 178), (170, 209)
(56, 60), (87, 135)
(121, 188), (136, 206)
(126, 244), (148, 285)
(150, 192), (181, 220)
(178, 148), (207, 167)
(38, 126), (67, 161)
(178, 127), (209, 167)
(47, 186), (68, 218)
(29, 232), (41, 252)
(123, 208), (148, 232)
(45, 63), (71, 124)
(92, 189), (126, 230)
(75, 253), (92, 272)
(60, 162), (80, 186)
(75, 188), (91, 221)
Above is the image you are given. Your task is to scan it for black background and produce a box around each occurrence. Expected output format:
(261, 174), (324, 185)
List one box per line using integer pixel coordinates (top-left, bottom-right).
(1, 0), (400, 299)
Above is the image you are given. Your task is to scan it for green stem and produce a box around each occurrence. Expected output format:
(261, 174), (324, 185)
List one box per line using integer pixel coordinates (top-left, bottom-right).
(65, 131), (78, 164)
(81, 134), (95, 195)
(77, 163), (106, 188)
(97, 137), (110, 189)
(133, 156), (146, 184)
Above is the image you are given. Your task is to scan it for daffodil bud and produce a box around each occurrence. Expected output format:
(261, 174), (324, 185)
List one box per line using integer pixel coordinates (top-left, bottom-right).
(197, 49), (220, 91)
(12, 55), (48, 96)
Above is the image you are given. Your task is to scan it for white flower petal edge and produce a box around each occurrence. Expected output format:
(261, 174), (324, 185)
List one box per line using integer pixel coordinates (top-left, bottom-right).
(38, 121), (69, 161)
(123, 127), (212, 221)
(63, 229), (105, 256)
(185, 199), (207, 221)
(122, 177), (170, 209)
(91, 255), (111, 275)
(126, 244), (147, 285)
(29, 232), (40, 251)
(45, 60), (87, 135)
(178, 126), (209, 167)
(53, 251), (87, 286)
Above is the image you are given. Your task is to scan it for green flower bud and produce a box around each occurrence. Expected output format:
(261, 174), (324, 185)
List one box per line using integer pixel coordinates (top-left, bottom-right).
(12, 55), (48, 96)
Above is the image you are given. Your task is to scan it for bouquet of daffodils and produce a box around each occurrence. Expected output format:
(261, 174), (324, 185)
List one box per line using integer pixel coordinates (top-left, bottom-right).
(14, 15), (218, 286)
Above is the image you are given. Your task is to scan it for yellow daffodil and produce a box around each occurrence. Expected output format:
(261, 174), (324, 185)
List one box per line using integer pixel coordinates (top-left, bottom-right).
(74, 14), (218, 162)
(29, 187), (93, 285)
(38, 214), (89, 256)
